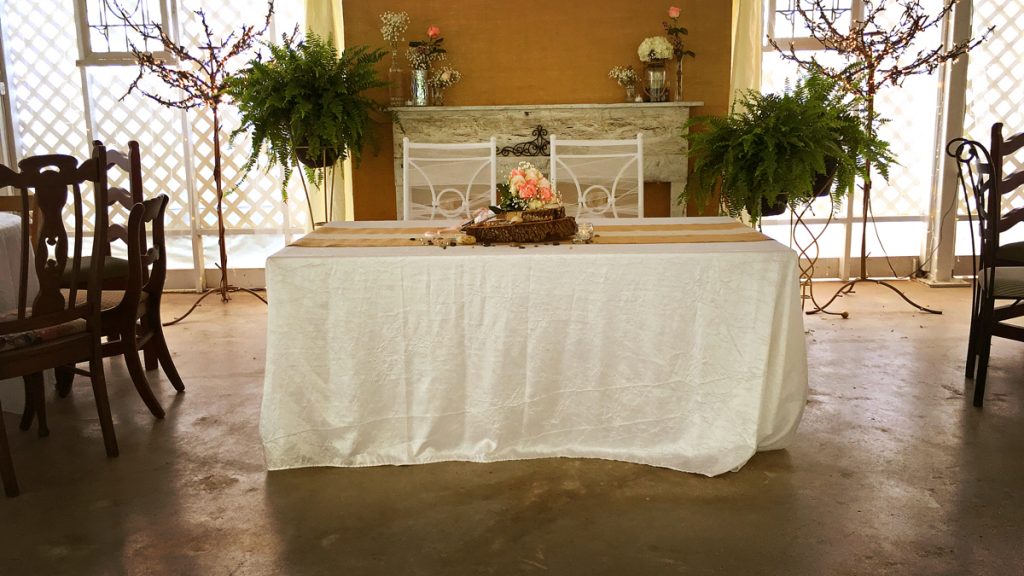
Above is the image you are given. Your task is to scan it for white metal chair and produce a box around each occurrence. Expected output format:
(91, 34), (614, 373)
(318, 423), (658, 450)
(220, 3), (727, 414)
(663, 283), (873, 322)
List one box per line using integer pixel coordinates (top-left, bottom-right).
(550, 133), (644, 219)
(402, 138), (497, 220)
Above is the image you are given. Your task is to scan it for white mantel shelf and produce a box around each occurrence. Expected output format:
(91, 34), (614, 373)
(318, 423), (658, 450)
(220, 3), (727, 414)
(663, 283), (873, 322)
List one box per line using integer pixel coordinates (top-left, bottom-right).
(392, 102), (705, 112)
(391, 102), (701, 217)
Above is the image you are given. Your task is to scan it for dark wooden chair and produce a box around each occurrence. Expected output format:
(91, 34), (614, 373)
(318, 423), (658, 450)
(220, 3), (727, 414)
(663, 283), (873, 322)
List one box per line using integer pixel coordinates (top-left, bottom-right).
(0, 150), (118, 497)
(61, 194), (185, 418)
(948, 123), (1024, 407)
(60, 140), (142, 291)
(56, 141), (185, 416)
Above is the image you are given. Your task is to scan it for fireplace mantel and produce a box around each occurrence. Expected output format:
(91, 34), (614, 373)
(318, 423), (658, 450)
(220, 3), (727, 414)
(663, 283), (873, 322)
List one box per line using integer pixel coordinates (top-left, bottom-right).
(391, 102), (702, 217)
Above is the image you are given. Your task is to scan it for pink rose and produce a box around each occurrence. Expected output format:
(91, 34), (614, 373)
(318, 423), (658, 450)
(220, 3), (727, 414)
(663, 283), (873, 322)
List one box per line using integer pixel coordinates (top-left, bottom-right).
(427, 25), (441, 39)
(668, 6), (681, 18)
(520, 182), (537, 199)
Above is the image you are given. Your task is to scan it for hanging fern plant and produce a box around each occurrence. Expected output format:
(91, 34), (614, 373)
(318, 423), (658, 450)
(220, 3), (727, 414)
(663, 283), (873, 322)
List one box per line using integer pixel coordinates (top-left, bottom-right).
(683, 71), (895, 225)
(226, 29), (387, 198)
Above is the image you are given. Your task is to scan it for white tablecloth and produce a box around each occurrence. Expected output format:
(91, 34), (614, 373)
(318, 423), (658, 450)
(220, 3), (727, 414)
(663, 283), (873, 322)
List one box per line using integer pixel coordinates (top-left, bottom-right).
(0, 212), (36, 313)
(260, 217), (808, 476)
(1, 211), (39, 413)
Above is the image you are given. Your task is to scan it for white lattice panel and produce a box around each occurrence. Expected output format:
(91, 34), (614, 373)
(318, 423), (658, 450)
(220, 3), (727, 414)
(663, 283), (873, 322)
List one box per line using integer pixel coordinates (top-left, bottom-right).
(180, 0), (309, 235)
(88, 66), (193, 233)
(962, 0), (1024, 216)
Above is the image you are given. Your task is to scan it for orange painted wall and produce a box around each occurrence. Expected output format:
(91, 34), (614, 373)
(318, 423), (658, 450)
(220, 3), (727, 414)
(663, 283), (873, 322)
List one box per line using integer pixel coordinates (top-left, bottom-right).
(341, 0), (732, 220)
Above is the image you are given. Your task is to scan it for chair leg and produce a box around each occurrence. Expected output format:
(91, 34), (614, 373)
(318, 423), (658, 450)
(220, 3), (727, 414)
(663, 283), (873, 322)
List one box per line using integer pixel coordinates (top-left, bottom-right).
(55, 366), (75, 398)
(144, 342), (158, 372)
(152, 325), (185, 393)
(88, 354), (118, 458)
(24, 373), (48, 438)
(18, 378), (35, 431)
(965, 287), (981, 378)
(0, 407), (19, 497)
(974, 324), (993, 408)
(122, 322), (165, 418)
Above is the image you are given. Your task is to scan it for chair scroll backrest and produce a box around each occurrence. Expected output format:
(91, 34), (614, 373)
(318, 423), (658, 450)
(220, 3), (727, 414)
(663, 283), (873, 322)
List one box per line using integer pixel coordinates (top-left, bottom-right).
(402, 137), (497, 220)
(948, 137), (995, 279)
(550, 133), (644, 219)
(0, 150), (108, 333)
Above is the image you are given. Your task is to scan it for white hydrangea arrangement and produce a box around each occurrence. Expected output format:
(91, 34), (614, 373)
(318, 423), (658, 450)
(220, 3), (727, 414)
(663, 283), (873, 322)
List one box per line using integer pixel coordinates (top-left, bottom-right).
(638, 36), (674, 62)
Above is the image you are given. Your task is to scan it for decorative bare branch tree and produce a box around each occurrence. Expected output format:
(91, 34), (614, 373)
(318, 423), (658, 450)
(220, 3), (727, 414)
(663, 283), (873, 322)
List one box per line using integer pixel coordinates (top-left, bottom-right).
(113, 0), (274, 309)
(768, 0), (991, 314)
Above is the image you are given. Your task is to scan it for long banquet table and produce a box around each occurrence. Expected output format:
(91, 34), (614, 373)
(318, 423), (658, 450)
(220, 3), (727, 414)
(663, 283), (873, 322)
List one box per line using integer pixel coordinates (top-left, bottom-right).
(260, 217), (808, 476)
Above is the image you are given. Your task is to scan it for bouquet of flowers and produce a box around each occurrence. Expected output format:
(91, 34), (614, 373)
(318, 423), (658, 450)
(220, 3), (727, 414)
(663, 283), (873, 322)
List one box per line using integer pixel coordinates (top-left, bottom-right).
(498, 162), (560, 211)
(608, 65), (640, 88)
(638, 36), (674, 62)
(429, 66), (462, 90)
(663, 6), (696, 60)
(407, 25), (446, 70)
(379, 11), (409, 43)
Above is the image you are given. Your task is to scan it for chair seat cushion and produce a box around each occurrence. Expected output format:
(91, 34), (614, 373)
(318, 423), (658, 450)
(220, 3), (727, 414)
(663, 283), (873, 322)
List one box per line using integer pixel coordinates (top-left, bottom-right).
(59, 256), (129, 287)
(63, 290), (125, 312)
(0, 309), (87, 353)
(985, 266), (1024, 299)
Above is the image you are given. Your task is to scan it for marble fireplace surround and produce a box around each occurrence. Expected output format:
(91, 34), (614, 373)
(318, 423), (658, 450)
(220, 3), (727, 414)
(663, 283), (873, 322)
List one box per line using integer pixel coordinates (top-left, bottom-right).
(391, 102), (702, 218)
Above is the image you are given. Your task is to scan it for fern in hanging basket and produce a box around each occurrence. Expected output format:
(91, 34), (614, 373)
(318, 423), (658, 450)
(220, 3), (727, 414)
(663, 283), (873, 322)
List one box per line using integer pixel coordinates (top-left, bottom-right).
(682, 71), (895, 225)
(226, 30), (387, 198)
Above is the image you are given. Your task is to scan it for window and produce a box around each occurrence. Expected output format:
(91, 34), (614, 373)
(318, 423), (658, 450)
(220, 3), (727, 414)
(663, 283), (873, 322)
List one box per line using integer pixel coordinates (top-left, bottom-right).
(75, 0), (177, 66)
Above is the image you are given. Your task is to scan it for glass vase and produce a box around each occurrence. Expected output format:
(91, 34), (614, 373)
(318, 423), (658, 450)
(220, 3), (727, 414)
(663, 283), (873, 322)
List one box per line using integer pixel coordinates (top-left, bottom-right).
(673, 58), (684, 102)
(411, 69), (429, 106)
(388, 41), (403, 107)
(431, 85), (445, 106)
(625, 84), (637, 103)
(645, 60), (668, 103)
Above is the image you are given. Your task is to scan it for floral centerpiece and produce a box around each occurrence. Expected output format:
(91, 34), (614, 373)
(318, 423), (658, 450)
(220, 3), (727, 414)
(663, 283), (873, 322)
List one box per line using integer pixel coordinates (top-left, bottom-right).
(638, 36), (673, 102)
(428, 65), (462, 105)
(663, 6), (696, 101)
(498, 162), (560, 212)
(407, 25), (446, 70)
(380, 11), (409, 43)
(407, 25), (447, 106)
(465, 162), (576, 243)
(608, 65), (640, 101)
(638, 36), (673, 62)
(380, 11), (409, 106)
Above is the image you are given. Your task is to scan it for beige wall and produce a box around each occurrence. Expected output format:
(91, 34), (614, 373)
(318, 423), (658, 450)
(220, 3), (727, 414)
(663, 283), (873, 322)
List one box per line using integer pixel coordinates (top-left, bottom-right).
(341, 0), (732, 219)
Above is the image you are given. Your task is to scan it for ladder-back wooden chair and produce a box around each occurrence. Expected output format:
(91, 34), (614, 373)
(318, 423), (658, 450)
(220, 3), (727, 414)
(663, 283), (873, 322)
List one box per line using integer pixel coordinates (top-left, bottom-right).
(0, 150), (118, 497)
(949, 123), (1024, 407)
(56, 142), (185, 417)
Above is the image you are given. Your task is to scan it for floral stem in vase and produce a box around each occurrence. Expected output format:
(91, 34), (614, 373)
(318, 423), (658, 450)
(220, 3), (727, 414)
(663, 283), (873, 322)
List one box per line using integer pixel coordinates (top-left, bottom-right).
(388, 41), (403, 107)
(674, 57), (683, 102)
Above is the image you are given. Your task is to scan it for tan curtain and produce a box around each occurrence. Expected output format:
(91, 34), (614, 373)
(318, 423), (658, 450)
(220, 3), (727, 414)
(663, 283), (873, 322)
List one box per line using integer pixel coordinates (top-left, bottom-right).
(730, 0), (764, 108)
(304, 0), (352, 222)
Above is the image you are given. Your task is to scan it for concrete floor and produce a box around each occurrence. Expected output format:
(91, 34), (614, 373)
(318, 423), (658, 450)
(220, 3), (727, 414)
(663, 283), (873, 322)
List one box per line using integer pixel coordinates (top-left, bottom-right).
(0, 281), (1022, 575)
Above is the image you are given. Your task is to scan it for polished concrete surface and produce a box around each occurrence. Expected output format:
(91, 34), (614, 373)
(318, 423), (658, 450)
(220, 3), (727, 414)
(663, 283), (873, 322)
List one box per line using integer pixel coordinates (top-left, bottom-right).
(1, 282), (1022, 575)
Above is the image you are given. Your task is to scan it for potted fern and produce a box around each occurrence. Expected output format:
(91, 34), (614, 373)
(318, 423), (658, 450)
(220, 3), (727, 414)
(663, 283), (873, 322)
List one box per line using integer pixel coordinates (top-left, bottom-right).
(683, 71), (894, 225)
(226, 30), (386, 200)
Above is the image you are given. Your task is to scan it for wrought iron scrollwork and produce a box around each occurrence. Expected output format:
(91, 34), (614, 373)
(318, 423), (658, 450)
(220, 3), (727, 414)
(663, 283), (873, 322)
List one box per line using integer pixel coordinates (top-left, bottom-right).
(498, 125), (550, 157)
